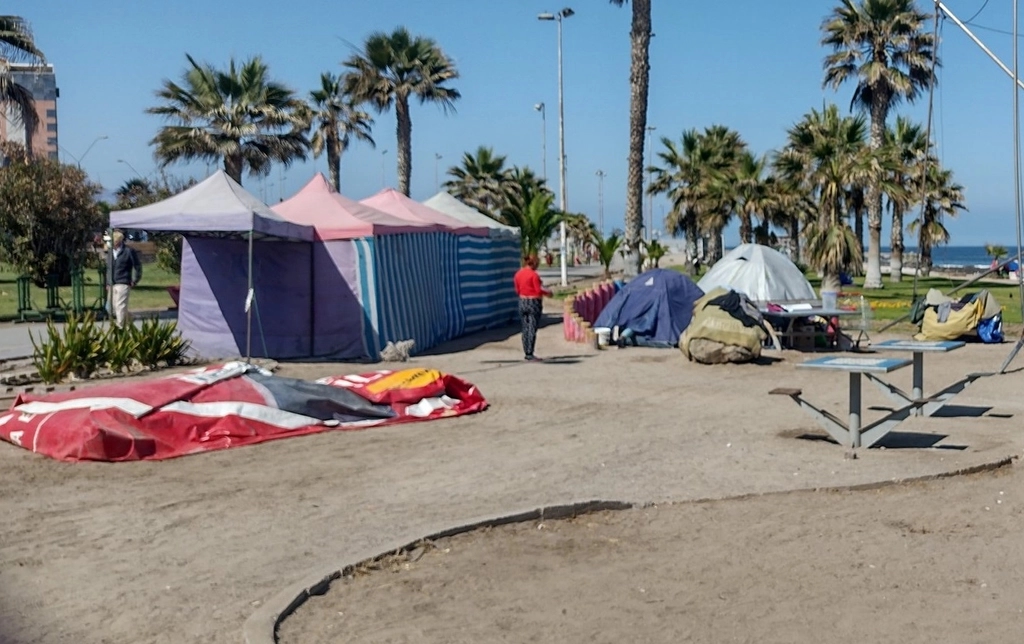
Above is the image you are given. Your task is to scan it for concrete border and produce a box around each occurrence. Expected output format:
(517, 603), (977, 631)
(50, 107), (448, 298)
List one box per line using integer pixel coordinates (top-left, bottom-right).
(243, 455), (1016, 644)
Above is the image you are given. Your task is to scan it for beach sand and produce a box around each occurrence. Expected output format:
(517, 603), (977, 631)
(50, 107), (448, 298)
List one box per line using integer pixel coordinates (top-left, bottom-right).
(1, 312), (1023, 643)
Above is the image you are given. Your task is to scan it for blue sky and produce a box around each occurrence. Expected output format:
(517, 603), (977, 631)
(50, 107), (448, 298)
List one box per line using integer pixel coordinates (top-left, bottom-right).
(9, 0), (1024, 246)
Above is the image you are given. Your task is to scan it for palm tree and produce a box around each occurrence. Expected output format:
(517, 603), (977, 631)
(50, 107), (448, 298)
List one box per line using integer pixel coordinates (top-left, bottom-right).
(503, 192), (563, 258)
(695, 125), (746, 263)
(984, 244), (1008, 266)
(308, 72), (375, 192)
(822, 0), (936, 289)
(719, 151), (772, 245)
(908, 163), (965, 276)
(592, 230), (622, 277)
(498, 166), (551, 227)
(884, 116), (928, 281)
(443, 146), (515, 217)
(643, 239), (668, 268)
(342, 27), (460, 196)
(0, 15), (45, 156)
(776, 105), (873, 290)
(609, 0), (653, 276)
(147, 55), (310, 185)
(649, 126), (745, 266)
(564, 213), (596, 263)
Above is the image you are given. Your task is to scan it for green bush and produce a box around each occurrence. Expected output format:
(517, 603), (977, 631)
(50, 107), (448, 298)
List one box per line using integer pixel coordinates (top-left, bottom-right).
(30, 314), (192, 383)
(133, 318), (191, 368)
(30, 311), (106, 382)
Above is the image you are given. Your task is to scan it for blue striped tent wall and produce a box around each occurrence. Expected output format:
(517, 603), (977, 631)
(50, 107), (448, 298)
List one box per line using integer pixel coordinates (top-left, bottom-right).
(458, 235), (520, 333)
(352, 237), (380, 360)
(370, 232), (459, 355)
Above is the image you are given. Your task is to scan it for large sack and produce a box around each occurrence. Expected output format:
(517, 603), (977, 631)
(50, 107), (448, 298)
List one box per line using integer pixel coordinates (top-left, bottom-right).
(680, 288), (767, 364)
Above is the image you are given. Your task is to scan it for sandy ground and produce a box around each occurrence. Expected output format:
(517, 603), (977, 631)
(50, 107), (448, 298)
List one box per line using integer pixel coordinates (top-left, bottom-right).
(2, 309), (1024, 644)
(278, 467), (1024, 644)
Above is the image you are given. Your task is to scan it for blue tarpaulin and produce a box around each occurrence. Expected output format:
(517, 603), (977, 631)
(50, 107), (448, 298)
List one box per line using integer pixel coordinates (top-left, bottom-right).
(595, 269), (704, 346)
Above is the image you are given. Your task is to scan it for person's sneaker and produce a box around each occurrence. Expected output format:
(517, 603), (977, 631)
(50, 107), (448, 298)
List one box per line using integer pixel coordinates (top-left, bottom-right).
(525, 355), (540, 362)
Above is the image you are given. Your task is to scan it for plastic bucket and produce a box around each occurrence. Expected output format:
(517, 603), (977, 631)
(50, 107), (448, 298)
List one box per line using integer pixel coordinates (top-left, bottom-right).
(594, 327), (612, 347)
(821, 291), (838, 311)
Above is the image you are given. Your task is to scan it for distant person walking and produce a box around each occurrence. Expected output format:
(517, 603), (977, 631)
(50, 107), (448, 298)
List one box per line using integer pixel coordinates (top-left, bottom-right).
(109, 230), (142, 326)
(513, 254), (552, 361)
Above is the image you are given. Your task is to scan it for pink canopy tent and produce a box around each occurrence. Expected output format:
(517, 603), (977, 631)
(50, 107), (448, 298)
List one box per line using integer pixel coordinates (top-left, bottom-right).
(361, 188), (490, 237)
(273, 174), (438, 238)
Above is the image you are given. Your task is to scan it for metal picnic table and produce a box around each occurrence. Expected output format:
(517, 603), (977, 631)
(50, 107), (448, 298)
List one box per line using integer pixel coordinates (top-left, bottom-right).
(771, 355), (922, 449)
(760, 307), (861, 350)
(866, 340), (991, 418)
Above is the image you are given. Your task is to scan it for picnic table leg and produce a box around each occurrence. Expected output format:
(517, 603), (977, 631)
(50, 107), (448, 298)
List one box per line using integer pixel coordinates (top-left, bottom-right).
(912, 352), (924, 417)
(849, 372), (862, 449)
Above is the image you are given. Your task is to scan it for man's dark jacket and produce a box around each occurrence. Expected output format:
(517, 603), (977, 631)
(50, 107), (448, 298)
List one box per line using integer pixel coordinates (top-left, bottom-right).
(110, 246), (142, 286)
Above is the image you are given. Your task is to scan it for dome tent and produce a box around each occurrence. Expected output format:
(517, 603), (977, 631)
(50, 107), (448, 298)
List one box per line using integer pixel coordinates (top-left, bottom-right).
(698, 244), (815, 304)
(594, 269), (704, 347)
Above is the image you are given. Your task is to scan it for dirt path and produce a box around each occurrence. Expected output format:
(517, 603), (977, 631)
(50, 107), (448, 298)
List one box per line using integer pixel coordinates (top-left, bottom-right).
(278, 466), (1024, 644)
(1, 321), (1022, 643)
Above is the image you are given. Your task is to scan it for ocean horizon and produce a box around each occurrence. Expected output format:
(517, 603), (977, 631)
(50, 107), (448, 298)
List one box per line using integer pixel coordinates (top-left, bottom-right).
(881, 246), (1023, 269)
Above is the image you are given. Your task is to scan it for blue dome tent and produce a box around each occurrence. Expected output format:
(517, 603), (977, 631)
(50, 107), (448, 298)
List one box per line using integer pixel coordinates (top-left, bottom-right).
(594, 269), (704, 347)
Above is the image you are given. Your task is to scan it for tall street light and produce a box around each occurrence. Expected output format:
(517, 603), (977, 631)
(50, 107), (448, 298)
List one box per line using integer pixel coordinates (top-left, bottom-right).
(534, 102), (547, 182)
(538, 7), (574, 287)
(117, 159), (145, 181)
(645, 125), (657, 242)
(381, 149), (389, 188)
(434, 153), (443, 192)
(595, 169), (606, 235)
(78, 135), (108, 169)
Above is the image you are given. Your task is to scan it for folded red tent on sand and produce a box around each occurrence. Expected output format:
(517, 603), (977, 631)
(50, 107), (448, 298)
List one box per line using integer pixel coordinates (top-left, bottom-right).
(0, 363), (487, 462)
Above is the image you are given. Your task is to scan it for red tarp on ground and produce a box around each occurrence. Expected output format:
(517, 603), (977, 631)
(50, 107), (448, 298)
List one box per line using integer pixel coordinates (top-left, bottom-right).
(0, 363), (487, 462)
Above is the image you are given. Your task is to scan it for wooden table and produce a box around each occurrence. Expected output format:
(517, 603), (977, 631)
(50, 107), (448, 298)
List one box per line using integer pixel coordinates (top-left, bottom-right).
(771, 355), (916, 449)
(867, 339), (990, 417)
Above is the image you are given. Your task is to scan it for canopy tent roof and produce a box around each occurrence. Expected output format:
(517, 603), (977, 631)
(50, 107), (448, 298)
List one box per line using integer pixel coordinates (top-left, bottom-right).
(422, 191), (519, 238)
(697, 243), (816, 303)
(110, 170), (312, 241)
(361, 188), (490, 236)
(273, 174), (438, 240)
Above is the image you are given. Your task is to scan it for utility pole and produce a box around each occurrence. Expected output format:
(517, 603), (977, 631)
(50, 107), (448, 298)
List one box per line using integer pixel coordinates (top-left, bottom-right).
(539, 7), (574, 286)
(534, 102), (547, 182)
(435, 153), (442, 192)
(595, 170), (606, 235)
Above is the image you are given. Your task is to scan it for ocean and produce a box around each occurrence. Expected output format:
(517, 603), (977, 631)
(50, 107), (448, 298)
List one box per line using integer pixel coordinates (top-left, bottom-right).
(884, 246), (1021, 270)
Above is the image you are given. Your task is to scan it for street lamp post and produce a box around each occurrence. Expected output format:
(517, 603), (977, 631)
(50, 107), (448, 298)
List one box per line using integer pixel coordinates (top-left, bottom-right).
(381, 149), (389, 188)
(645, 126), (656, 242)
(117, 159), (145, 181)
(534, 102), (547, 182)
(78, 135), (108, 169)
(595, 169), (606, 235)
(538, 7), (574, 287)
(435, 153), (443, 192)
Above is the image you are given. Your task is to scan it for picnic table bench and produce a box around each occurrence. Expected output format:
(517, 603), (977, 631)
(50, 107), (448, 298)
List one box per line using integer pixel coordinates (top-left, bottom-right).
(771, 356), (926, 449)
(865, 340), (991, 417)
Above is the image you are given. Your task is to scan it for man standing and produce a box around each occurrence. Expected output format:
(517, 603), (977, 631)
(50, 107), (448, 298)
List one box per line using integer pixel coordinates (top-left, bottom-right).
(109, 230), (142, 326)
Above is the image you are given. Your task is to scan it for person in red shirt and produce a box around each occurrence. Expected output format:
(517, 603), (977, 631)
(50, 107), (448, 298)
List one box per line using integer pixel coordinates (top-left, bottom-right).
(513, 253), (552, 361)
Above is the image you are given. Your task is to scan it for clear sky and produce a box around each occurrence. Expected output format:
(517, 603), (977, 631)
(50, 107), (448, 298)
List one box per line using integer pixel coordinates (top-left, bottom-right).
(9, 0), (1024, 246)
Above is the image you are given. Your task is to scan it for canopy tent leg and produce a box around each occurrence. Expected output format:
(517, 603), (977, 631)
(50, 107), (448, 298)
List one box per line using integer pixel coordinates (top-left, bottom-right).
(246, 230), (254, 362)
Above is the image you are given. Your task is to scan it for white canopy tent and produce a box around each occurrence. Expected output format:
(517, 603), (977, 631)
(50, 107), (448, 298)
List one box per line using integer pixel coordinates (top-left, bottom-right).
(422, 191), (519, 239)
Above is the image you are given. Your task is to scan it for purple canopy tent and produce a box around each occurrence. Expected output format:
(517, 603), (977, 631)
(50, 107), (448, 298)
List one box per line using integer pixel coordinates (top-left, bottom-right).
(109, 171), (314, 360)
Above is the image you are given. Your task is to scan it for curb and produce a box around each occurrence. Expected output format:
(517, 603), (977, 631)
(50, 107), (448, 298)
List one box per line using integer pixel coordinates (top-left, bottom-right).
(243, 455), (1017, 644)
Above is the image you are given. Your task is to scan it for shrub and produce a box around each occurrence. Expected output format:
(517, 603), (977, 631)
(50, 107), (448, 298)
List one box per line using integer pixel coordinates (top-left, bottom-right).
(30, 312), (106, 382)
(30, 314), (191, 383)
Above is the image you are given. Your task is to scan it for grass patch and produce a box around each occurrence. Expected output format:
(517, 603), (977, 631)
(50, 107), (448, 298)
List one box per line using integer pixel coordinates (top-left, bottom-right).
(0, 262), (179, 321)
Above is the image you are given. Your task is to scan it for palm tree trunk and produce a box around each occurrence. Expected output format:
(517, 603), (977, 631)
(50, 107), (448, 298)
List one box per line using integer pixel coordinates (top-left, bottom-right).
(889, 204), (904, 283)
(327, 134), (342, 192)
(786, 215), (800, 264)
(224, 155), (244, 185)
(709, 228), (724, 264)
(622, 0), (652, 277)
(738, 212), (752, 244)
(684, 216), (699, 273)
(919, 210), (934, 277)
(864, 101), (888, 289)
(395, 96), (413, 196)
(854, 205), (864, 261)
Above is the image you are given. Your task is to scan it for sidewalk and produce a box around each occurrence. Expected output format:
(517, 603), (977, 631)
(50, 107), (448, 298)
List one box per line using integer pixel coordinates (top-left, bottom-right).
(0, 309), (177, 361)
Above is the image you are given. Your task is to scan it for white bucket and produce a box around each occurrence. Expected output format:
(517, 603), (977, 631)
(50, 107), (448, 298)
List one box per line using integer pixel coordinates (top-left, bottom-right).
(821, 291), (838, 311)
(594, 327), (611, 347)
